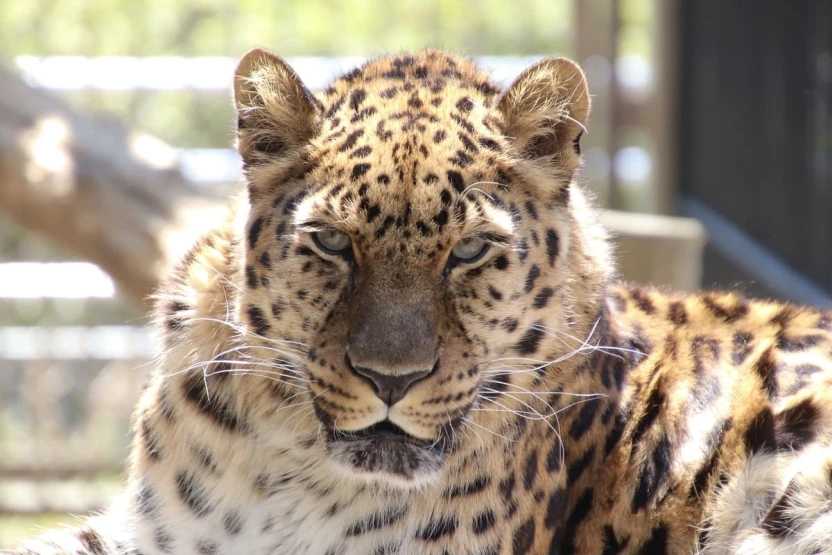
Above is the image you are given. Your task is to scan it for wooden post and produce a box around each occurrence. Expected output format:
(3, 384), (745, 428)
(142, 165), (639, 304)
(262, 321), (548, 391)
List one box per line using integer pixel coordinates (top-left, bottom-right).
(575, 0), (621, 209)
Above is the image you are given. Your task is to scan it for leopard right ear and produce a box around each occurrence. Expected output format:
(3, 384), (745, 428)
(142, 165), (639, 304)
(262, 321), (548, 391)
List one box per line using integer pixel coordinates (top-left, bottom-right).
(233, 47), (322, 167)
(498, 57), (590, 177)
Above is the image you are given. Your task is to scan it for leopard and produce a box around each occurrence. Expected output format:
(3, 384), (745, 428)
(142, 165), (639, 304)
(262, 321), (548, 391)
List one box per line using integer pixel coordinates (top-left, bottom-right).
(13, 48), (832, 555)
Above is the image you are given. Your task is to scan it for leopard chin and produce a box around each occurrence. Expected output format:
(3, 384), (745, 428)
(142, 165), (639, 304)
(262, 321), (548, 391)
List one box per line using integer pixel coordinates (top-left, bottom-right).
(325, 421), (448, 487)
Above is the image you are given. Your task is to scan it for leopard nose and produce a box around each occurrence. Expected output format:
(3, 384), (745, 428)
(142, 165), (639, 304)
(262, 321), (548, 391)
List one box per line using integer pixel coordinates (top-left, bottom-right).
(348, 360), (435, 406)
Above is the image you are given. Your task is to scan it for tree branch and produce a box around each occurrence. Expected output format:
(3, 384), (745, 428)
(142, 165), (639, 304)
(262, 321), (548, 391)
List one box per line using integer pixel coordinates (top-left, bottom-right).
(0, 65), (226, 307)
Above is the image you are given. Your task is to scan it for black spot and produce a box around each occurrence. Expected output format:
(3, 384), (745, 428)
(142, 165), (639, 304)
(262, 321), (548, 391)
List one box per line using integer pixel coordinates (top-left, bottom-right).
(140, 418), (162, 461)
(444, 475), (491, 498)
(515, 325), (544, 355)
(176, 471), (214, 517)
(451, 150), (475, 167)
(636, 523), (668, 555)
(691, 336), (720, 375)
(631, 384), (665, 446)
(569, 397), (600, 440)
(432, 210), (449, 229)
(488, 285), (503, 301)
(458, 132), (479, 153)
(506, 519), (534, 555)
(338, 129), (364, 152)
(731, 331), (753, 365)
(446, 170), (465, 193)
(630, 289), (655, 315)
(754, 347), (780, 398)
(604, 415), (626, 458)
(76, 528), (106, 554)
(349, 88), (366, 110)
(566, 446), (595, 484)
(351, 163), (371, 181)
(182, 374), (247, 434)
(545, 230), (559, 266)
(350, 145), (373, 159)
(456, 97), (474, 112)
(380, 86), (399, 99)
(501, 318), (519, 333)
(688, 419), (732, 499)
(472, 510), (496, 534)
(247, 216), (265, 250)
(669, 301), (687, 326)
(245, 265), (258, 289)
(223, 510), (244, 536)
(366, 204), (382, 223)
(434, 130), (447, 143)
(247, 304), (271, 336)
(494, 255), (509, 270)
(601, 525), (629, 555)
(778, 332), (824, 352)
(479, 137), (502, 151)
(524, 265), (541, 293)
(164, 300), (189, 332)
(259, 251), (272, 270)
(546, 443), (563, 473)
(744, 407), (777, 455)
(522, 450), (538, 490)
(417, 516), (458, 542)
(498, 473), (516, 505)
(544, 488), (567, 529)
(559, 489), (593, 555)
(774, 398), (818, 451)
(136, 480), (160, 519)
(703, 295), (749, 323)
(196, 540), (219, 555)
(761, 482), (799, 539)
(382, 68), (406, 79)
(346, 506), (408, 536)
(631, 434), (671, 513)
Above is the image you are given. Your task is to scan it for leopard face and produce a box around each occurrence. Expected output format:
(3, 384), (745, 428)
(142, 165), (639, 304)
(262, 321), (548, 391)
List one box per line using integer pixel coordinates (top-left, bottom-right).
(231, 49), (604, 486)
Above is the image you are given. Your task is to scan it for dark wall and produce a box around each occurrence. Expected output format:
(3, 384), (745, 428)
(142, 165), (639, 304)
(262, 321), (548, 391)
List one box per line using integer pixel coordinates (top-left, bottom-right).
(679, 0), (832, 294)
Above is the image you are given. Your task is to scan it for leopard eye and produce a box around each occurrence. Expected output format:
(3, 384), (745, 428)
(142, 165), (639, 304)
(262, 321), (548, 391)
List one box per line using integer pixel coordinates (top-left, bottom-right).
(450, 237), (489, 263)
(312, 230), (351, 254)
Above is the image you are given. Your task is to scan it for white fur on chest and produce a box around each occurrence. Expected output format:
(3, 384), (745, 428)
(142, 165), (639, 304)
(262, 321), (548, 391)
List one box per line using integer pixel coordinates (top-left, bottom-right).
(128, 433), (453, 555)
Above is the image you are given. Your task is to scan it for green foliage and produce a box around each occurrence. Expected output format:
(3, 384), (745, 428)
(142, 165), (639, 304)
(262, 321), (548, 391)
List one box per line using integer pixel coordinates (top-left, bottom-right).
(0, 0), (572, 147)
(0, 0), (572, 57)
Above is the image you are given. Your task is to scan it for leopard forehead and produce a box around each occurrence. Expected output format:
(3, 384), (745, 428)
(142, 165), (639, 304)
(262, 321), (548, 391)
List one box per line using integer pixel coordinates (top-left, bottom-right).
(258, 52), (532, 265)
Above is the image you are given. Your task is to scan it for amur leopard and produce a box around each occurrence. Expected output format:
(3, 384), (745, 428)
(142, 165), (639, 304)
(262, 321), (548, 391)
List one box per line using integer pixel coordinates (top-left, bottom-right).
(13, 48), (832, 555)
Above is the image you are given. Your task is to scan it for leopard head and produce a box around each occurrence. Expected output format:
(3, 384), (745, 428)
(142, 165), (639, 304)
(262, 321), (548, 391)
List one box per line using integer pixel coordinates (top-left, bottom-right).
(230, 48), (608, 486)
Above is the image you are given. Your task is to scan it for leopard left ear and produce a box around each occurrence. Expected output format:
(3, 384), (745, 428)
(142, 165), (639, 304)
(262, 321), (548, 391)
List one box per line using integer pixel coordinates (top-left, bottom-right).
(499, 57), (590, 176)
(233, 47), (322, 168)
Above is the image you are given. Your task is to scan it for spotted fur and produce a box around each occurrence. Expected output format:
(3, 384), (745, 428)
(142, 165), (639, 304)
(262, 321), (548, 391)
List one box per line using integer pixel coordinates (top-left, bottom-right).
(15, 49), (832, 555)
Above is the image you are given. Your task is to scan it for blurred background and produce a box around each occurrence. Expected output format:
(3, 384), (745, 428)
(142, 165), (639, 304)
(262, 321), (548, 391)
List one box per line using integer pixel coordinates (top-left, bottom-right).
(0, 0), (829, 547)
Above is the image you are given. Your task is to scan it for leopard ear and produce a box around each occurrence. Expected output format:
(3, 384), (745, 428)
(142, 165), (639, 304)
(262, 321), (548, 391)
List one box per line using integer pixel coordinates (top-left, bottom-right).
(499, 57), (590, 176)
(233, 47), (321, 167)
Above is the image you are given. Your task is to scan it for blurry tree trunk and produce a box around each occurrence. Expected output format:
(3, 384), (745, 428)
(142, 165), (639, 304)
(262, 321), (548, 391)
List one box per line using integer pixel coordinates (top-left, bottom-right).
(0, 65), (226, 308)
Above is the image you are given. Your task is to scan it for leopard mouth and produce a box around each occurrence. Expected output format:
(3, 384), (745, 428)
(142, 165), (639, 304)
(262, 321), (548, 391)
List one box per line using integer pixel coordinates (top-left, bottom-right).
(326, 420), (446, 483)
(335, 420), (416, 441)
